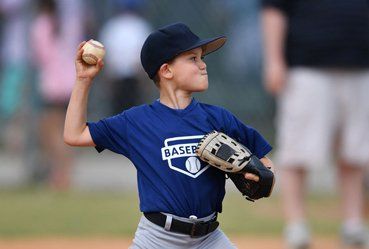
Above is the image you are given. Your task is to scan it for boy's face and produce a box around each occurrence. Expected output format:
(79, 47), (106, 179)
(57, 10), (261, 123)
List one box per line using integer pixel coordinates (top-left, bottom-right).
(169, 47), (208, 92)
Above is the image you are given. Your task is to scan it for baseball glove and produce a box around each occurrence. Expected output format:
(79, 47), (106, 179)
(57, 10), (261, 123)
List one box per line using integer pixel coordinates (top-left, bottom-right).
(196, 130), (275, 201)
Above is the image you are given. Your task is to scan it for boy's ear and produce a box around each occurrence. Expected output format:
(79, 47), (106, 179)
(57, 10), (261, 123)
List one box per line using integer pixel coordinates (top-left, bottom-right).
(158, 63), (173, 80)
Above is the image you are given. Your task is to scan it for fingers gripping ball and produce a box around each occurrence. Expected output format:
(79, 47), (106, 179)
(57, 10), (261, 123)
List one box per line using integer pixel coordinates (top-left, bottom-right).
(196, 130), (275, 201)
(82, 39), (105, 65)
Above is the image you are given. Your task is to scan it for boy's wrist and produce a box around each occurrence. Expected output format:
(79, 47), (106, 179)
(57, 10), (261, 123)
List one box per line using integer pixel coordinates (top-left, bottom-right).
(75, 77), (93, 87)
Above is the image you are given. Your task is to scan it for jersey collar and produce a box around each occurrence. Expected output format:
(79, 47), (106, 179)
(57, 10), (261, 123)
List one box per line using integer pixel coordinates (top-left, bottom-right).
(151, 98), (198, 116)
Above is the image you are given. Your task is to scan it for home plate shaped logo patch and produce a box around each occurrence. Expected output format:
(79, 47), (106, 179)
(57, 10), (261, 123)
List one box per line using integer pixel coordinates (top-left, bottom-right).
(161, 135), (210, 178)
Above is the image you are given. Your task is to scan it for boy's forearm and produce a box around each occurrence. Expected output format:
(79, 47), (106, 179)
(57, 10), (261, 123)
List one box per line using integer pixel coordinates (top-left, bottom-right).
(261, 7), (287, 65)
(64, 79), (92, 145)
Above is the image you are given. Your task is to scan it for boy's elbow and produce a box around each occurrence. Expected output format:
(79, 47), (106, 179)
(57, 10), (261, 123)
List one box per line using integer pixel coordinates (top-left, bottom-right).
(63, 133), (77, 146)
(63, 130), (94, 147)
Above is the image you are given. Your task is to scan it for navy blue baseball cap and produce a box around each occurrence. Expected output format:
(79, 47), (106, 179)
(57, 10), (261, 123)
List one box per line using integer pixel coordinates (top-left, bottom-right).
(140, 22), (227, 79)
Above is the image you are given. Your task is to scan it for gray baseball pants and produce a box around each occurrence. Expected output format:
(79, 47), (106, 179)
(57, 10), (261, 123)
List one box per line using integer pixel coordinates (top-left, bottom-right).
(129, 213), (237, 249)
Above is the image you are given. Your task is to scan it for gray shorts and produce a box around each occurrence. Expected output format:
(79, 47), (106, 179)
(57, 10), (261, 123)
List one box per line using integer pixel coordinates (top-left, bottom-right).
(129, 214), (237, 249)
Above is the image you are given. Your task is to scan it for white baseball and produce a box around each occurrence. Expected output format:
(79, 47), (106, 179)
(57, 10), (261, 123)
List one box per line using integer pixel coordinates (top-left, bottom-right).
(82, 39), (105, 65)
(185, 157), (201, 174)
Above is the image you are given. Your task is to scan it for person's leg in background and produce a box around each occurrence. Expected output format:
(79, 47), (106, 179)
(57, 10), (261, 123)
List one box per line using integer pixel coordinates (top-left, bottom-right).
(280, 167), (310, 249)
(276, 68), (336, 249)
(40, 104), (73, 190)
(338, 161), (368, 248)
(337, 70), (369, 248)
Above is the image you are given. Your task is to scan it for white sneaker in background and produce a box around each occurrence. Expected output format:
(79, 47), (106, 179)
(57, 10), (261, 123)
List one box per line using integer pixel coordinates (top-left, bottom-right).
(341, 225), (369, 249)
(284, 222), (311, 249)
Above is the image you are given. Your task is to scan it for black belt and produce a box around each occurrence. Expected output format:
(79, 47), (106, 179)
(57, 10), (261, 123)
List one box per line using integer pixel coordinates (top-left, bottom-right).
(144, 212), (219, 238)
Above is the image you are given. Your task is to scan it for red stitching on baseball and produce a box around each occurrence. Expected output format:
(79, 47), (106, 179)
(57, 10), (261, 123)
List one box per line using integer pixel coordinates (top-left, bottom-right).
(83, 53), (98, 62)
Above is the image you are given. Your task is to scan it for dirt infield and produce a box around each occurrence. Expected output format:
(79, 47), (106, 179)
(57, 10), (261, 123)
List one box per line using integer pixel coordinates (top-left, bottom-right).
(0, 236), (340, 249)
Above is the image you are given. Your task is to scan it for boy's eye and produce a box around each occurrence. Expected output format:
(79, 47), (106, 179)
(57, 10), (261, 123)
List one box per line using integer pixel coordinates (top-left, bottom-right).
(191, 57), (196, 61)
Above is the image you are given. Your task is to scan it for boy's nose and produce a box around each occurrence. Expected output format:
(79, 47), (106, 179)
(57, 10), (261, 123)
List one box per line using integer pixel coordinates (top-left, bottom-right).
(198, 60), (207, 70)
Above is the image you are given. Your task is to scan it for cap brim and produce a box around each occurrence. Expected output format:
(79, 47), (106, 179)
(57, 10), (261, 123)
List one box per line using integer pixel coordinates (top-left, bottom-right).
(180, 36), (227, 57)
(200, 36), (227, 56)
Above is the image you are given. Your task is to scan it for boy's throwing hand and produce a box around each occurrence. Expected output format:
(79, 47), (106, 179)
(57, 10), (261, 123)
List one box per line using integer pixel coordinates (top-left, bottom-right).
(75, 41), (104, 82)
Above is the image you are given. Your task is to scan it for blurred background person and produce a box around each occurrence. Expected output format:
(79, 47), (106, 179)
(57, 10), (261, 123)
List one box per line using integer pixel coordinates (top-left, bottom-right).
(30, 0), (85, 190)
(0, 0), (30, 154)
(261, 0), (369, 248)
(99, 0), (151, 115)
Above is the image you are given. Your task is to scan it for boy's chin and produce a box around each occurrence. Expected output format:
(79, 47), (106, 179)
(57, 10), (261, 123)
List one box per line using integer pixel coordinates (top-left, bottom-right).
(198, 81), (209, 91)
(185, 80), (208, 92)
(193, 84), (208, 92)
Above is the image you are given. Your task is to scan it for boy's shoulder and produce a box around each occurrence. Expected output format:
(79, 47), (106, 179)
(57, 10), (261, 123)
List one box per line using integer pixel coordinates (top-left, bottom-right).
(126, 103), (149, 112)
(117, 103), (151, 118)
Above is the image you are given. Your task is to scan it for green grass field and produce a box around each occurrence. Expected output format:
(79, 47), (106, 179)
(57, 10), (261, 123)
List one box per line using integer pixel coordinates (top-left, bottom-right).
(0, 189), (341, 238)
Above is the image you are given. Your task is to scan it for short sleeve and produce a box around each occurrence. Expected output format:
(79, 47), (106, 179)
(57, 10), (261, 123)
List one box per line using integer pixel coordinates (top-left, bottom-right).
(222, 110), (272, 159)
(87, 112), (130, 157)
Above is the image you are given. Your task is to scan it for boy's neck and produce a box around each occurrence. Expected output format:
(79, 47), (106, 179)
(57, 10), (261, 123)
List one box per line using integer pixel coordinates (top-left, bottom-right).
(159, 90), (193, 110)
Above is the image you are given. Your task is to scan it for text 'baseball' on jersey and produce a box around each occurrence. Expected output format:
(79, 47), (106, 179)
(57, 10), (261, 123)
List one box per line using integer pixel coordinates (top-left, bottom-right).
(161, 135), (210, 178)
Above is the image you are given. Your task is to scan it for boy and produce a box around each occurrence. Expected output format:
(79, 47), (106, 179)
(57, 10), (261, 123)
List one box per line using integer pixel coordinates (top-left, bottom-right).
(64, 22), (274, 248)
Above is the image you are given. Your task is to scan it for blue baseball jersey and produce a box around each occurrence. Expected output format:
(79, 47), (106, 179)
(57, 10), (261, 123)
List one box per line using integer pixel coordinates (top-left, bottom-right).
(87, 98), (272, 218)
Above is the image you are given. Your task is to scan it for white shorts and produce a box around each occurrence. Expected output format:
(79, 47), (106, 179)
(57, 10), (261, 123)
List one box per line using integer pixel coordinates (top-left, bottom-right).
(276, 67), (369, 169)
